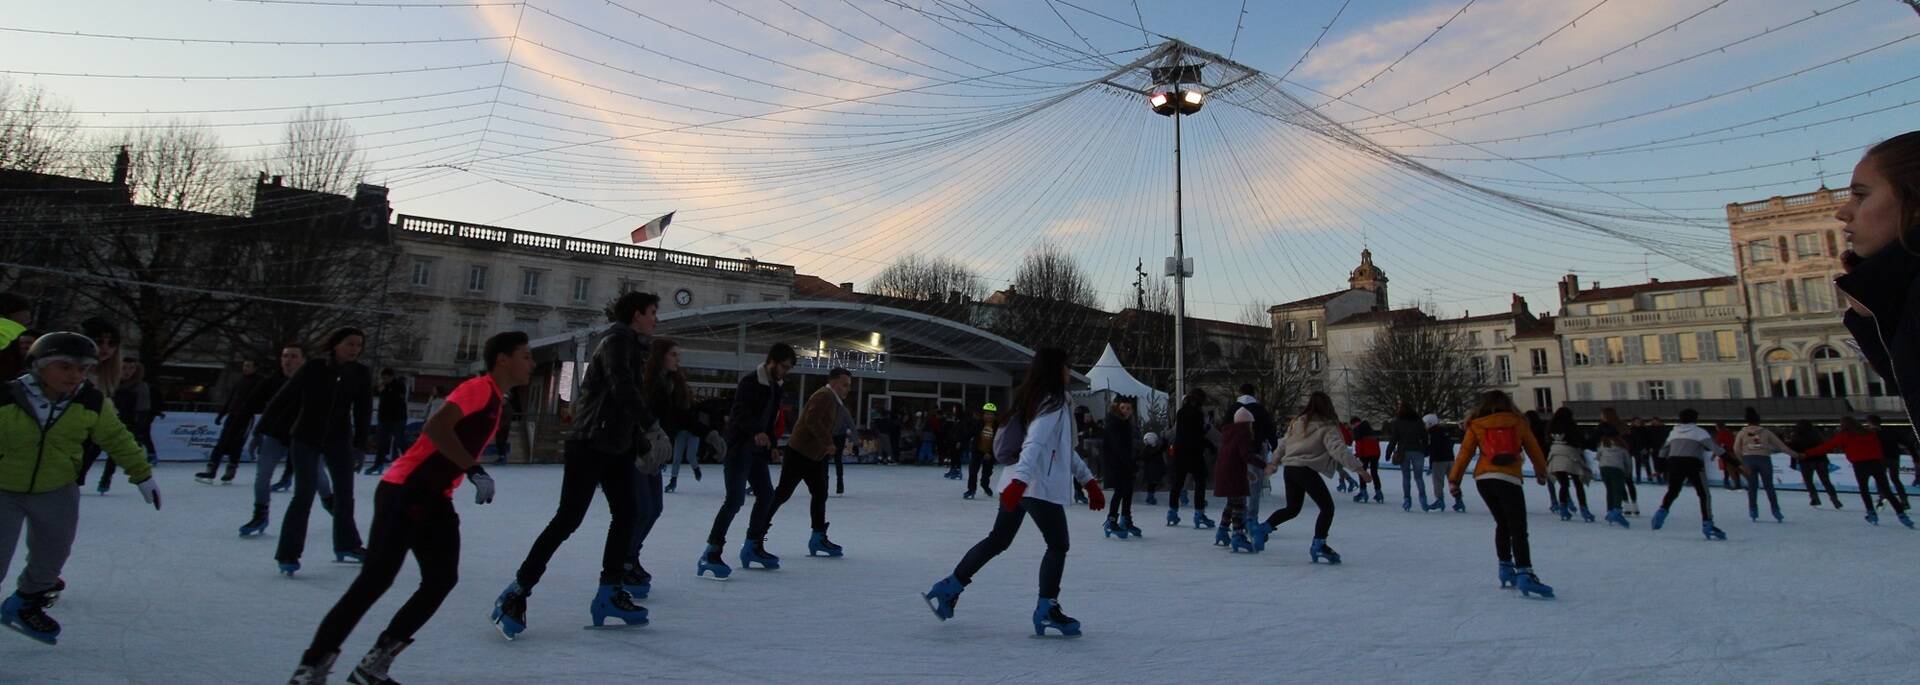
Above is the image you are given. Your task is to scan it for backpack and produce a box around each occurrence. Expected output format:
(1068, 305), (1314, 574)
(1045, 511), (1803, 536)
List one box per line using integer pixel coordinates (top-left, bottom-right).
(992, 410), (1027, 466)
(1482, 425), (1522, 467)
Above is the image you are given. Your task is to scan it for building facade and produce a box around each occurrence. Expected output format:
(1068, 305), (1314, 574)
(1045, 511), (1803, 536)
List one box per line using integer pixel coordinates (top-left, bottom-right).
(1554, 274), (1753, 406)
(1727, 187), (1902, 413)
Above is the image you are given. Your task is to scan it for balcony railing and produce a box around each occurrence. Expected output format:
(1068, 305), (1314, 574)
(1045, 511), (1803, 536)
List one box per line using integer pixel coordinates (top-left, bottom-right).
(1556, 305), (1742, 333)
(396, 215), (794, 277)
(1730, 188), (1850, 217)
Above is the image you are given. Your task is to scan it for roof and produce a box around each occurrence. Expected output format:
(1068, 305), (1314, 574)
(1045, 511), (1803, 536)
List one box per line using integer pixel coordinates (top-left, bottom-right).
(1269, 289), (1354, 312)
(792, 274), (860, 302)
(1327, 307), (1431, 328)
(1512, 316), (1557, 340)
(1564, 276), (1738, 304)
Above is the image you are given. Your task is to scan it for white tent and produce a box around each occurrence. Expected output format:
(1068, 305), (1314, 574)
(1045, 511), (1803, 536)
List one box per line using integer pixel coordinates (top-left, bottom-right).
(1072, 344), (1172, 423)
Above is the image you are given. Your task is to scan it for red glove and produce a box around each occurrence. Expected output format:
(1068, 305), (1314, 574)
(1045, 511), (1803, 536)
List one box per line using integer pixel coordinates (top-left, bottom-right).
(1084, 479), (1105, 511)
(1000, 479), (1028, 512)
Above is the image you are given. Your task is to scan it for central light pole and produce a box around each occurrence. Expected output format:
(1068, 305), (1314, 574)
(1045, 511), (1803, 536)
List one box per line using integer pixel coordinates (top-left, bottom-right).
(1149, 79), (1204, 408)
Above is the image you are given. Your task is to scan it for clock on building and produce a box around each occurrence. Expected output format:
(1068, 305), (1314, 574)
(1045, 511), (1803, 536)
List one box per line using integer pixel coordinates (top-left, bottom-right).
(674, 288), (694, 307)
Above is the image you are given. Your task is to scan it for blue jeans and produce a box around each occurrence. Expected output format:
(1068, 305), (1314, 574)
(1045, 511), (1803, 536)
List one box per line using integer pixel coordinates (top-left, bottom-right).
(1400, 451), (1428, 501)
(628, 468), (665, 564)
(708, 445), (774, 545)
(668, 430), (700, 480)
(252, 435), (330, 511)
(276, 437), (362, 562)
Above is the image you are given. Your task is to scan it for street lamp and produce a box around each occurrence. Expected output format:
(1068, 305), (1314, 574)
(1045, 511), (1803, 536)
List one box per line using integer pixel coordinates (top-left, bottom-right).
(1149, 80), (1203, 409)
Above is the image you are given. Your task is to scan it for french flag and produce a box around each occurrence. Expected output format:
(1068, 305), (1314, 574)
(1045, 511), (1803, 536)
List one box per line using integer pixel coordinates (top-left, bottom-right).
(629, 211), (674, 244)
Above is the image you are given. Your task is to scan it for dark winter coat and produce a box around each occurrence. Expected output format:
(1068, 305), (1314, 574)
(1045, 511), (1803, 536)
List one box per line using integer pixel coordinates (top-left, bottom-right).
(1211, 422), (1264, 497)
(1876, 426), (1915, 460)
(1426, 424), (1454, 461)
(1382, 418), (1427, 459)
(1100, 412), (1137, 476)
(1233, 397), (1279, 451)
(217, 373), (261, 423)
(725, 365), (784, 451)
(244, 371), (292, 444)
(568, 325), (653, 454)
(1174, 402), (1211, 463)
(1839, 244), (1920, 452)
(377, 378), (409, 424)
(647, 379), (709, 438)
(256, 358), (374, 447)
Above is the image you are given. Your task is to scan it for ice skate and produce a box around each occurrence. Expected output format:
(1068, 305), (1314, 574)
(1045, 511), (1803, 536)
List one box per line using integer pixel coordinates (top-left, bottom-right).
(922, 576), (962, 621)
(587, 584), (649, 628)
(740, 539), (780, 570)
(808, 527), (845, 557)
(1580, 508), (1595, 523)
(1229, 530), (1255, 553)
(0, 591), (59, 645)
(1514, 568), (1554, 599)
(492, 581), (527, 640)
(1309, 538), (1341, 564)
(1122, 516), (1143, 538)
(1497, 561), (1516, 588)
(1192, 510), (1215, 529)
(1031, 597), (1081, 638)
(697, 544), (732, 580)
(346, 636), (409, 685)
(1605, 509), (1630, 528)
(1702, 522), (1727, 540)
(1651, 508), (1670, 530)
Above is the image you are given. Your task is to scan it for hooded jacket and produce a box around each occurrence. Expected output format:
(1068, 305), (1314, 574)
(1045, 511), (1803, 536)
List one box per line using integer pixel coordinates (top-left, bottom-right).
(2, 376), (152, 494)
(1838, 244), (1920, 456)
(569, 324), (653, 454)
(1277, 416), (1363, 476)
(1212, 421), (1266, 497)
(998, 398), (1093, 506)
(1734, 425), (1795, 461)
(1448, 411), (1548, 487)
(1659, 423), (1725, 461)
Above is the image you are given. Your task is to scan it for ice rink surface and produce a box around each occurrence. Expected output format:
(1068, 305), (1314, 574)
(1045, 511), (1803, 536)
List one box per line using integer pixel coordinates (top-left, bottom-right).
(6, 463), (1918, 683)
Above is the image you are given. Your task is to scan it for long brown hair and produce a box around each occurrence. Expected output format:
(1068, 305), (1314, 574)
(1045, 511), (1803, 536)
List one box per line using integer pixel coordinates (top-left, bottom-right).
(1299, 391), (1338, 425)
(1011, 347), (1070, 424)
(1865, 131), (1920, 251)
(643, 338), (691, 410)
(1470, 390), (1518, 420)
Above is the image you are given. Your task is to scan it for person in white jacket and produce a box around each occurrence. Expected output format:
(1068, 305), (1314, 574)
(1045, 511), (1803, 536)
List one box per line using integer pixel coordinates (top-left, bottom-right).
(922, 348), (1102, 638)
(1251, 392), (1368, 564)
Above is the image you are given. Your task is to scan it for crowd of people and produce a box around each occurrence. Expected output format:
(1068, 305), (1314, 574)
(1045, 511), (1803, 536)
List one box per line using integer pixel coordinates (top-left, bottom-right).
(0, 132), (1916, 681)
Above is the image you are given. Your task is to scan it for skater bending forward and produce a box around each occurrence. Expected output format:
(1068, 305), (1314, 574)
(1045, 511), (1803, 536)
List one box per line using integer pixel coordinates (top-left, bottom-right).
(923, 347), (1104, 637)
(1, 333), (162, 645)
(289, 332), (529, 684)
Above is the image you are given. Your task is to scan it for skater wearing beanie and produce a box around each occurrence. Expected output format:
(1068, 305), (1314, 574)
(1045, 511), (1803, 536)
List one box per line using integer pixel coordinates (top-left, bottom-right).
(1803, 416), (1911, 527)
(1382, 403), (1429, 512)
(0, 333), (163, 645)
(1100, 396), (1142, 539)
(1652, 409), (1730, 539)
(1213, 407), (1266, 552)
(923, 347), (1102, 637)
(1251, 392), (1365, 563)
(1140, 432), (1165, 506)
(1734, 408), (1797, 523)
(1231, 385), (1278, 522)
(1448, 390), (1552, 598)
(288, 332), (527, 684)
(1544, 408), (1595, 523)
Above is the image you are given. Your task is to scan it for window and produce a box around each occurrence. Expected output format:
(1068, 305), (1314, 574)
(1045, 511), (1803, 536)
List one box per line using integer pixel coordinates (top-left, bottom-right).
(1745, 239), (1775, 264)
(1679, 334), (1701, 362)
(1794, 232), (1822, 257)
(619, 280), (644, 294)
(1800, 277), (1835, 312)
(725, 293), (741, 305)
(1681, 379), (1703, 399)
(409, 259), (432, 287)
(1530, 348), (1550, 375)
(1609, 381), (1628, 400)
(1640, 334), (1663, 364)
(1867, 369), (1891, 397)
(1285, 352), (1300, 372)
(1604, 337), (1625, 364)
(1815, 368), (1847, 399)
(1651, 294), (1679, 310)
(513, 317), (541, 337)
(1753, 282), (1786, 316)
(1495, 355), (1512, 384)
(1470, 356), (1487, 383)
(572, 276), (591, 303)
(1309, 351), (1321, 371)
(1704, 289), (1729, 307)
(1811, 345), (1843, 360)
(1587, 303), (1612, 315)
(1495, 329), (1508, 344)
(1468, 331), (1481, 347)
(1533, 387), (1553, 413)
(1766, 350), (1799, 397)
(467, 265), (489, 293)
(1284, 321), (1297, 341)
(1726, 378), (1743, 399)
(1307, 320), (1319, 340)
(1642, 380), (1668, 401)
(762, 294), (782, 302)
(1572, 339), (1592, 366)
(1576, 382), (1594, 401)
(1715, 330), (1739, 360)
(454, 316), (485, 362)
(520, 270), (542, 298)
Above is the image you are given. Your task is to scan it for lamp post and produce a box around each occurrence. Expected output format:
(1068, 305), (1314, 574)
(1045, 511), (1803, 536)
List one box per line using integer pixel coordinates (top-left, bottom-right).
(1148, 81), (1204, 409)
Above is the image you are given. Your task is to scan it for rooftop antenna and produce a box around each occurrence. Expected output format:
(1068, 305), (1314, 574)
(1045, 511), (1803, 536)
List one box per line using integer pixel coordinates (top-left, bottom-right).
(1814, 148), (1829, 190)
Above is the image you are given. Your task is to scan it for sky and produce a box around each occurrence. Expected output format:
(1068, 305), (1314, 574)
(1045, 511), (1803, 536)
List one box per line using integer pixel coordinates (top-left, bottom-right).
(3, 0), (1917, 321)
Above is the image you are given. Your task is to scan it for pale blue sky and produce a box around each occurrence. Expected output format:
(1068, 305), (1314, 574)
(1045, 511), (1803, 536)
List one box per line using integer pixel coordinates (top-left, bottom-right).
(4, 0), (1916, 320)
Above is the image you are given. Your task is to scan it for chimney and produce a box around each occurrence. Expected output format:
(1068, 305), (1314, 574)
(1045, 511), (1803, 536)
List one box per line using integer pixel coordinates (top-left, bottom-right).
(948, 290), (962, 304)
(110, 146), (131, 187)
(1557, 274), (1579, 304)
(838, 282), (854, 293)
(1511, 293), (1529, 316)
(271, 175), (283, 187)
(1649, 277), (1660, 284)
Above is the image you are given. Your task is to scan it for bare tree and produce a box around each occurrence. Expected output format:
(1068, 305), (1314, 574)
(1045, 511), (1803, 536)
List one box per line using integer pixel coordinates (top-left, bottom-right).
(1352, 317), (1491, 421)
(869, 253), (985, 302)
(259, 107), (366, 195)
(1013, 243), (1100, 309)
(97, 123), (250, 215)
(0, 79), (80, 174)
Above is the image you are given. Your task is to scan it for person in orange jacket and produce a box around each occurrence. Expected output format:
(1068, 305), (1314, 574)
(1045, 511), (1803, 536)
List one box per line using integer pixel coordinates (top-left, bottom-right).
(1804, 416), (1912, 527)
(1449, 390), (1552, 598)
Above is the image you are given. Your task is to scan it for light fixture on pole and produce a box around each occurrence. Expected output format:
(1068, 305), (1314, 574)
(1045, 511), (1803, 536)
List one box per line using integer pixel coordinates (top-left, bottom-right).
(1148, 76), (1204, 409)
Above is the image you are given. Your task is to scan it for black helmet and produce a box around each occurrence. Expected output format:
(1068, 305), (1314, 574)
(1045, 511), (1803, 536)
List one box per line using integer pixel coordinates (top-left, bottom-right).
(26, 332), (100, 369)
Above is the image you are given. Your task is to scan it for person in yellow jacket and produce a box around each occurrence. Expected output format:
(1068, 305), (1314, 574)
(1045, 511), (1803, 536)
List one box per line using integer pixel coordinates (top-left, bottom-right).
(1, 333), (162, 645)
(1448, 390), (1553, 599)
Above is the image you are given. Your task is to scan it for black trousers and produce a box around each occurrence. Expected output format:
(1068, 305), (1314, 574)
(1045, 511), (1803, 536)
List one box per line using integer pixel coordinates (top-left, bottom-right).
(515, 441), (635, 589)
(967, 451), (995, 493)
(763, 449), (829, 534)
(1167, 451), (1208, 511)
(206, 416), (253, 471)
(831, 436), (846, 489)
(1853, 459), (1907, 514)
(710, 445), (775, 545)
(953, 498), (1070, 599)
(306, 483), (458, 658)
(1659, 458), (1713, 522)
(1798, 456), (1840, 504)
(1554, 472), (1589, 511)
(1264, 466), (1335, 539)
(1476, 479), (1531, 567)
(1105, 461), (1134, 520)
(277, 437), (363, 563)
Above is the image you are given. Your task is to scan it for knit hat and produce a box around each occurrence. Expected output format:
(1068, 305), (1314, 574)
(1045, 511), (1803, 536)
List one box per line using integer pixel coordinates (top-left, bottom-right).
(1234, 407), (1255, 424)
(1422, 414), (1440, 428)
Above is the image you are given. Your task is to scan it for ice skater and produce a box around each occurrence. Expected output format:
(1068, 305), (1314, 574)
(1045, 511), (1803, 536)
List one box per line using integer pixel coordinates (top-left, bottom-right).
(1424, 415), (1460, 512)
(922, 347), (1103, 637)
(287, 332), (526, 684)
(1803, 416), (1912, 528)
(1382, 403), (1429, 512)
(267, 326), (375, 574)
(755, 366), (853, 558)
(1595, 435), (1634, 527)
(1166, 388), (1215, 529)
(492, 292), (657, 639)
(629, 338), (708, 596)
(1787, 420), (1841, 508)
(197, 359), (261, 484)
(1733, 408), (1797, 523)
(963, 404), (997, 500)
(1100, 395), (1142, 539)
(699, 343), (796, 578)
(1544, 408), (1595, 523)
(1448, 390), (1553, 598)
(1651, 409), (1730, 540)
(1, 333), (163, 645)
(1140, 432), (1164, 506)
(1213, 407), (1266, 552)
(1250, 392), (1366, 563)
(237, 344), (312, 537)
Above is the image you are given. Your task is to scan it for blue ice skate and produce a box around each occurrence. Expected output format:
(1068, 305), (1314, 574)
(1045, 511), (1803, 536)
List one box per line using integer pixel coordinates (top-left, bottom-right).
(1032, 597), (1081, 638)
(1192, 510), (1215, 529)
(1, 592), (58, 645)
(1605, 509), (1630, 528)
(589, 585), (649, 628)
(1498, 561), (1516, 588)
(808, 530), (845, 557)
(1309, 538), (1341, 564)
(697, 544), (733, 580)
(1702, 522), (1726, 540)
(1513, 568), (1554, 599)
(1165, 508), (1181, 527)
(491, 581), (527, 640)
(1229, 530), (1255, 553)
(1651, 507), (1670, 530)
(923, 575), (962, 621)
